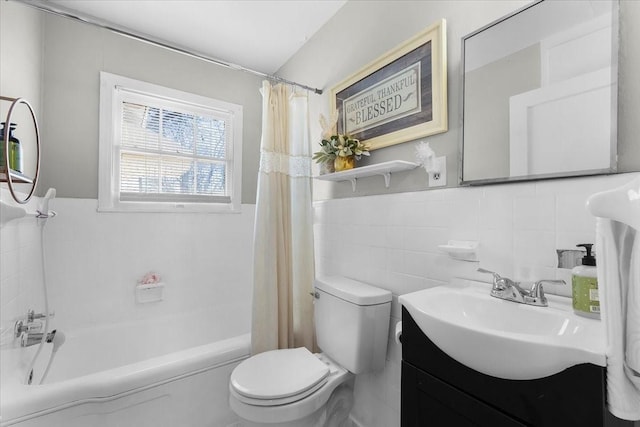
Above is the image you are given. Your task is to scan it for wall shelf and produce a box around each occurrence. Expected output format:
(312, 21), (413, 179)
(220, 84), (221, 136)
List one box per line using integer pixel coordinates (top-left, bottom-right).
(315, 160), (419, 192)
(0, 169), (34, 185)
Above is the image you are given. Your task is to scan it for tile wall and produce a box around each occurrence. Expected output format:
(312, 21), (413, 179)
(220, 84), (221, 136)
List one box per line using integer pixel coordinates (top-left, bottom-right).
(313, 172), (640, 427)
(0, 192), (44, 333)
(1, 195), (255, 338)
(3, 172), (639, 425)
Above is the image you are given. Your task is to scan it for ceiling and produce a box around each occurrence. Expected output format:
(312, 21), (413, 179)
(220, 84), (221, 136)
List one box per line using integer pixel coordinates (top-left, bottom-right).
(45, 0), (347, 75)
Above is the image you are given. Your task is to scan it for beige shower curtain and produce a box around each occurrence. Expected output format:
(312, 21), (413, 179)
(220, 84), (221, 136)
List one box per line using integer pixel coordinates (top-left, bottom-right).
(251, 81), (316, 355)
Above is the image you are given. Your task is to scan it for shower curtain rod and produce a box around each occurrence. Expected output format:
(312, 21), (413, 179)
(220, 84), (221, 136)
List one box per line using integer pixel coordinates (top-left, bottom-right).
(18, 0), (324, 95)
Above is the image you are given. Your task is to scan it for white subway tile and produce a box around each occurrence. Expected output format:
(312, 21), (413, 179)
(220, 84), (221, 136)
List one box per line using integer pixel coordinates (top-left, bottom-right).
(514, 230), (557, 268)
(385, 226), (405, 250)
(0, 249), (19, 281)
(422, 200), (451, 227)
(365, 225), (388, 247)
(387, 271), (428, 295)
(402, 251), (428, 277)
(556, 194), (597, 233)
(479, 195), (513, 231)
(386, 248), (405, 274)
(1, 294), (20, 326)
(514, 195), (555, 231)
(387, 202), (405, 227)
(479, 228), (515, 278)
(369, 247), (388, 269)
(403, 226), (447, 253)
(402, 201), (428, 227)
(401, 227), (428, 252)
(427, 253), (456, 282)
(448, 198), (480, 240)
(0, 223), (19, 254)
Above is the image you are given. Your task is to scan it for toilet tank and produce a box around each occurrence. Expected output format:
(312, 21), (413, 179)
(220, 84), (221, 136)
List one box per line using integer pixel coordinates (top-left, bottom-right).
(314, 276), (392, 374)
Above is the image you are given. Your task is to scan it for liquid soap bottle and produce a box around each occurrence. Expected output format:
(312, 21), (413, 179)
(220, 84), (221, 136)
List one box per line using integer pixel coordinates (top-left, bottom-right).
(0, 122), (22, 173)
(571, 243), (600, 319)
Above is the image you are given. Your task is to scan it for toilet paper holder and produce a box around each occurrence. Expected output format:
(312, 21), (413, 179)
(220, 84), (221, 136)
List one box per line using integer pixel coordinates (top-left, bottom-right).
(395, 321), (402, 344)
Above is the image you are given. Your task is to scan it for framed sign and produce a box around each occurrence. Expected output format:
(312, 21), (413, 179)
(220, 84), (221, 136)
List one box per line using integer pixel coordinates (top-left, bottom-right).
(331, 20), (447, 150)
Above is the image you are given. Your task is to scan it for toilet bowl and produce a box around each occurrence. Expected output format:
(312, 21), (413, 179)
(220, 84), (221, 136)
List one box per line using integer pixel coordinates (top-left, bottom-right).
(229, 276), (392, 426)
(229, 349), (352, 425)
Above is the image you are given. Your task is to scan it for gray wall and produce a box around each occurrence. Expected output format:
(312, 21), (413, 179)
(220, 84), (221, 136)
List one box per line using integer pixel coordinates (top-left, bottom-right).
(4, 1), (640, 202)
(0, 1), (43, 185)
(617, 0), (640, 172)
(37, 10), (263, 202)
(278, 0), (640, 200)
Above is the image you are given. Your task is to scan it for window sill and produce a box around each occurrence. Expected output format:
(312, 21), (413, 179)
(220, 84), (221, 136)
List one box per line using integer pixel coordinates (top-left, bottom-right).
(97, 201), (241, 214)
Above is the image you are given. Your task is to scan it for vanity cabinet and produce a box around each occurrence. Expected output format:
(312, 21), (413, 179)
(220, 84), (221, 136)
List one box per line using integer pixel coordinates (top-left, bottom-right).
(401, 308), (633, 427)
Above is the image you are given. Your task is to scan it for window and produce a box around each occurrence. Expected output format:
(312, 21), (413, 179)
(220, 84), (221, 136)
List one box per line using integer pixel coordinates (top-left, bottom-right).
(98, 72), (242, 212)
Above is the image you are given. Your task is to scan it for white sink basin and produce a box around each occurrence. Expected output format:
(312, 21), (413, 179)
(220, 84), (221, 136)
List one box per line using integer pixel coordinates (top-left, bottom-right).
(399, 278), (606, 380)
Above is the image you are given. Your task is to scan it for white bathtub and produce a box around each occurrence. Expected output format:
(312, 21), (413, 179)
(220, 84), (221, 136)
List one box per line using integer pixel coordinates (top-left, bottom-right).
(0, 309), (250, 427)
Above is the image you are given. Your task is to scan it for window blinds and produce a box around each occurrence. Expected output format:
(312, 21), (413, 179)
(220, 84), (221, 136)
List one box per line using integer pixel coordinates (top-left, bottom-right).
(118, 92), (232, 204)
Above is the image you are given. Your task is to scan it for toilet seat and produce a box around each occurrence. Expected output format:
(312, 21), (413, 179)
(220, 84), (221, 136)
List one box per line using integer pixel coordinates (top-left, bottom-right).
(229, 352), (352, 425)
(230, 347), (330, 406)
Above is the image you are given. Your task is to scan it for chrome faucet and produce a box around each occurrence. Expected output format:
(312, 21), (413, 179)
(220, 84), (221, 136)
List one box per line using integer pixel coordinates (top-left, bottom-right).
(21, 330), (57, 348)
(477, 268), (565, 307)
(14, 309), (55, 347)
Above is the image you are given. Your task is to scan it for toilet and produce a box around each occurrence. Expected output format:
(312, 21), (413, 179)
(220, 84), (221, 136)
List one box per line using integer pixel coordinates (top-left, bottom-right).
(229, 276), (392, 426)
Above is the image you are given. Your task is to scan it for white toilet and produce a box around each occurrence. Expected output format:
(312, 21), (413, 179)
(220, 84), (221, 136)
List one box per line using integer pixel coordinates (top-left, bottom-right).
(229, 276), (392, 426)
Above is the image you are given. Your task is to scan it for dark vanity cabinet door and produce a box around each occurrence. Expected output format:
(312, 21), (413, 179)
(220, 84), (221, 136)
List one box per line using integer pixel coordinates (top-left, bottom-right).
(402, 362), (526, 426)
(401, 308), (633, 427)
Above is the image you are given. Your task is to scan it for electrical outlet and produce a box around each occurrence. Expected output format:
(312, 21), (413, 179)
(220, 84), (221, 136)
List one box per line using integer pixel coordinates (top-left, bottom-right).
(428, 156), (447, 187)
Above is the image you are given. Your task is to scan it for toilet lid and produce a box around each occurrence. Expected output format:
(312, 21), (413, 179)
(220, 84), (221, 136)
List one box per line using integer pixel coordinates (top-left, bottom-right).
(230, 347), (330, 400)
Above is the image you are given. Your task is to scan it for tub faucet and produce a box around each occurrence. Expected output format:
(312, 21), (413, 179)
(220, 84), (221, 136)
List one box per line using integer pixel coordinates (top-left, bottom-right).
(20, 329), (57, 348)
(477, 268), (565, 307)
(14, 309), (52, 334)
(14, 309), (55, 345)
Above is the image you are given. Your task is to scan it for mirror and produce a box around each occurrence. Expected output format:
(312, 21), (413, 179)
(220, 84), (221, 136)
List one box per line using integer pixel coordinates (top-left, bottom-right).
(460, 0), (618, 185)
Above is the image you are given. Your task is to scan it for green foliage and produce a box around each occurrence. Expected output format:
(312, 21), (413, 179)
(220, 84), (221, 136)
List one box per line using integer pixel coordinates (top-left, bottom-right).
(312, 135), (370, 164)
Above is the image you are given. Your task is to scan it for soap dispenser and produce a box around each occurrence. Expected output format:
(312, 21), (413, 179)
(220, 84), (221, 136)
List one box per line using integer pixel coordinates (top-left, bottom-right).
(571, 243), (599, 319)
(0, 122), (22, 173)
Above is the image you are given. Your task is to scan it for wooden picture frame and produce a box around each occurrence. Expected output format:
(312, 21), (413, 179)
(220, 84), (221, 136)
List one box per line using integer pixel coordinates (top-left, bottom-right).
(331, 19), (447, 150)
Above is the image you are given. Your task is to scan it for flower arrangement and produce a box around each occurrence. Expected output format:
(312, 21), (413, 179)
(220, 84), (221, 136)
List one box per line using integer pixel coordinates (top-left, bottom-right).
(312, 113), (370, 171)
(312, 134), (370, 163)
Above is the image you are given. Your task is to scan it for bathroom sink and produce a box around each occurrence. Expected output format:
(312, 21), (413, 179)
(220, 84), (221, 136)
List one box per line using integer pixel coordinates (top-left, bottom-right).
(399, 278), (606, 380)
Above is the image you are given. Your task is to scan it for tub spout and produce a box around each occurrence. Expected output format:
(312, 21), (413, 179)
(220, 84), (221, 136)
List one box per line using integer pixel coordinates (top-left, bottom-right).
(20, 329), (57, 348)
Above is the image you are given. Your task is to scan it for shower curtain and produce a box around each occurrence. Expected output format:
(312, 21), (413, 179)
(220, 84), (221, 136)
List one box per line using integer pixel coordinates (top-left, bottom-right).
(251, 81), (316, 355)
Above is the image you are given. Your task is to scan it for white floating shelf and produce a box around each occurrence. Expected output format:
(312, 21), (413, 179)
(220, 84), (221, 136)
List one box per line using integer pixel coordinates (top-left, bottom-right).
(315, 160), (419, 191)
(0, 169), (34, 184)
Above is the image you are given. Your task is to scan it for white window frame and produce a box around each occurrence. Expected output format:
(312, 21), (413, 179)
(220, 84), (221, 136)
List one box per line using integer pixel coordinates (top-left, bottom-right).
(98, 72), (243, 213)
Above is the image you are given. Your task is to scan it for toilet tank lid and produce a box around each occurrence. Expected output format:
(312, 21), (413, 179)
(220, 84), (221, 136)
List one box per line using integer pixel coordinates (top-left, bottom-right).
(315, 276), (392, 306)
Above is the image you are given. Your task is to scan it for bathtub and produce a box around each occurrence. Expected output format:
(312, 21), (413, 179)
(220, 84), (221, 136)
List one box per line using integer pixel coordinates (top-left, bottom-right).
(0, 309), (250, 427)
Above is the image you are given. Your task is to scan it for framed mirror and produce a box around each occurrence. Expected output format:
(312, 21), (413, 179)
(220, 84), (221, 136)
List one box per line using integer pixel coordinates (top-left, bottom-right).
(460, 0), (619, 185)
